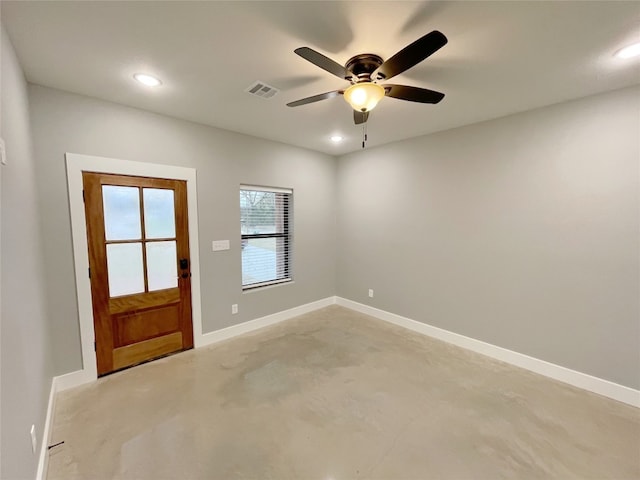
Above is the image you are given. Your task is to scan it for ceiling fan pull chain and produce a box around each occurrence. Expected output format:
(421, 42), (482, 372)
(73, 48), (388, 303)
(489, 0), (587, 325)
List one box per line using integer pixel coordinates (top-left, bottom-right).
(362, 120), (369, 149)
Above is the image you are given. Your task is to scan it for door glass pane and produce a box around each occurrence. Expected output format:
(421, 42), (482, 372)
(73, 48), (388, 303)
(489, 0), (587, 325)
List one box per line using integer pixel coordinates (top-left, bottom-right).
(103, 186), (141, 241)
(146, 241), (178, 291)
(106, 243), (144, 297)
(143, 188), (176, 239)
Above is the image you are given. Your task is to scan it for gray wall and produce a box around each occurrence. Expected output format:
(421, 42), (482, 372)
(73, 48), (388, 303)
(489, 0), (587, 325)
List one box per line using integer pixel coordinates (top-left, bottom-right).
(1, 27), (55, 479)
(337, 86), (640, 389)
(28, 85), (337, 376)
(27, 83), (640, 389)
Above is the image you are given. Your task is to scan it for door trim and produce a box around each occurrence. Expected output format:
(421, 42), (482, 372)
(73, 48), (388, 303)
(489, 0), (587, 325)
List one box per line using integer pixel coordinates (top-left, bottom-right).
(66, 153), (203, 383)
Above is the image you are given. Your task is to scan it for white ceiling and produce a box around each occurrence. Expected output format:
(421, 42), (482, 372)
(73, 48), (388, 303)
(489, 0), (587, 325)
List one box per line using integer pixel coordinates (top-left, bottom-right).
(3, 1), (640, 155)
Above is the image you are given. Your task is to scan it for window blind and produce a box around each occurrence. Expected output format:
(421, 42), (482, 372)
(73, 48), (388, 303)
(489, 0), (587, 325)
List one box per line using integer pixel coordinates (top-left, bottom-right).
(240, 186), (292, 289)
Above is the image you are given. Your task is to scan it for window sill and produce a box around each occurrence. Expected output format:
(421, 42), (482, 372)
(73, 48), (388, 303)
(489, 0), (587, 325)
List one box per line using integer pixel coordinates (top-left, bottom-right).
(242, 278), (293, 293)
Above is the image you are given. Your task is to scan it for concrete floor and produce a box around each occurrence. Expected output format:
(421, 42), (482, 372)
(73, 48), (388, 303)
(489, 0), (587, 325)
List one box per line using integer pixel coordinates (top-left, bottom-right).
(48, 306), (640, 479)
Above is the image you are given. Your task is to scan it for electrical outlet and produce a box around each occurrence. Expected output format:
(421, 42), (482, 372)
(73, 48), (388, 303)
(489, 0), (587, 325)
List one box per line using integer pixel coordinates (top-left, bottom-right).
(231, 304), (238, 314)
(30, 424), (36, 454)
(368, 289), (374, 298)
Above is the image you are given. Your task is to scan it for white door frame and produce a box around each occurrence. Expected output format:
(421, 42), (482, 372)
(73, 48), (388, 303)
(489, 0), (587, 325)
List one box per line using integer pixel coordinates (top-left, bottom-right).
(65, 153), (203, 386)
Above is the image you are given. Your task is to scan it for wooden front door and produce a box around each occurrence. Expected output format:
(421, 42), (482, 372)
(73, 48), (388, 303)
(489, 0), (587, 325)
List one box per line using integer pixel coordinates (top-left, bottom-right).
(83, 172), (194, 376)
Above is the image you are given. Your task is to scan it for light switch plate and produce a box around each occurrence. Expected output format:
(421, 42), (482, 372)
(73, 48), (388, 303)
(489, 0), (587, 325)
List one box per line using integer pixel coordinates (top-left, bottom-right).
(212, 240), (230, 251)
(0, 138), (6, 165)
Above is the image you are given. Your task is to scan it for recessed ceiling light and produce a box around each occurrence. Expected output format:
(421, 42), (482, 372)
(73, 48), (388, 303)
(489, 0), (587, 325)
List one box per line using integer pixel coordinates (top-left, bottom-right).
(330, 135), (343, 143)
(133, 73), (162, 87)
(615, 42), (640, 59)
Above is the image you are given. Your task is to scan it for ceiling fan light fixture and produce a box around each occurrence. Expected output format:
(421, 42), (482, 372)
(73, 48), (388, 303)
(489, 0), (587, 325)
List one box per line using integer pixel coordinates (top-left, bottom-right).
(343, 82), (385, 112)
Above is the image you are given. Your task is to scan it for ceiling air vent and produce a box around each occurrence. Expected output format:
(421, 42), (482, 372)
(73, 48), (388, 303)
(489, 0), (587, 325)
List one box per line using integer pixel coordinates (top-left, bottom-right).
(245, 81), (279, 99)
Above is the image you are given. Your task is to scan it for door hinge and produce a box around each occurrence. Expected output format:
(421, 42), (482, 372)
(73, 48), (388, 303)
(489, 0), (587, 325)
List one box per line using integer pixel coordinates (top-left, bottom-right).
(94, 341), (96, 352)
(88, 267), (91, 278)
(82, 190), (85, 202)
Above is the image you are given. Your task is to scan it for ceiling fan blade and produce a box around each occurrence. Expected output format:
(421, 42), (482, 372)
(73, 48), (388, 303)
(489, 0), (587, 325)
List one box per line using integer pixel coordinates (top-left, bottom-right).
(384, 84), (445, 104)
(294, 47), (353, 81)
(353, 110), (370, 125)
(374, 31), (447, 81)
(286, 90), (342, 107)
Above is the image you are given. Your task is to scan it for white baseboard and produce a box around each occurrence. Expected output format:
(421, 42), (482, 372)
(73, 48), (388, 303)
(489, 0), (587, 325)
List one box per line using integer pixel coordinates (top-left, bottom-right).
(336, 297), (640, 408)
(55, 368), (95, 392)
(36, 377), (57, 480)
(198, 296), (337, 348)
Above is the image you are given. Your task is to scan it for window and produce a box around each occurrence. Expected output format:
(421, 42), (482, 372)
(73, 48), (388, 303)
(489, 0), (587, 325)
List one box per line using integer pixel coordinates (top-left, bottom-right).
(240, 185), (292, 289)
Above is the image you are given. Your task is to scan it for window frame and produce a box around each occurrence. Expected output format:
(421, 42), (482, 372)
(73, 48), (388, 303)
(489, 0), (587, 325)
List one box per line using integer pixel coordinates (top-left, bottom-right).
(240, 185), (293, 291)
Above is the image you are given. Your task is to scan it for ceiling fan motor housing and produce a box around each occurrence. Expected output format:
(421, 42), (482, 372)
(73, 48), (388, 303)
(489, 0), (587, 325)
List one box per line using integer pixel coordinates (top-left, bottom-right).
(345, 54), (384, 82)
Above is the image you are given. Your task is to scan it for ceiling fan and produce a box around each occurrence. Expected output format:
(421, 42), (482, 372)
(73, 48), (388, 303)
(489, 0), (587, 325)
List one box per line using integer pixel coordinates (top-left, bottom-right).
(286, 31), (448, 125)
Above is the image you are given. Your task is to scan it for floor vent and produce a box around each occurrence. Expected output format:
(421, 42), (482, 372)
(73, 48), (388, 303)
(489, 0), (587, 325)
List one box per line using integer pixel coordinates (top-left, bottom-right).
(245, 81), (279, 99)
